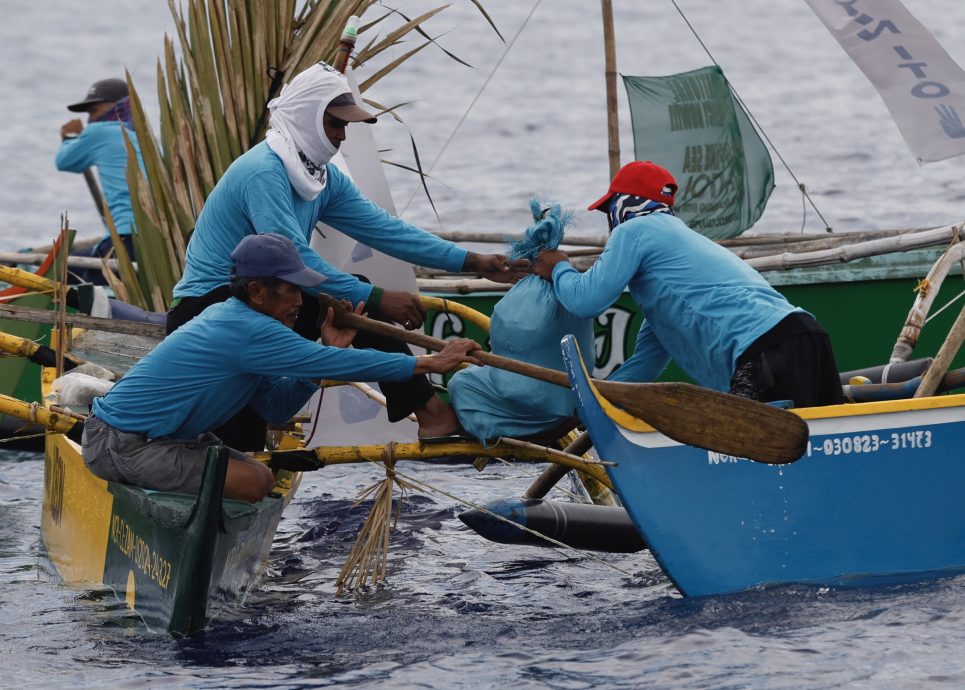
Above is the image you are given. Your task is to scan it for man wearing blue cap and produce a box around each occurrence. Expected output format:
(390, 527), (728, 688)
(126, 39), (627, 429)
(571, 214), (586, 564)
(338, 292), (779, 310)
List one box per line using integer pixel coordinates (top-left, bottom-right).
(56, 77), (145, 283)
(82, 233), (481, 503)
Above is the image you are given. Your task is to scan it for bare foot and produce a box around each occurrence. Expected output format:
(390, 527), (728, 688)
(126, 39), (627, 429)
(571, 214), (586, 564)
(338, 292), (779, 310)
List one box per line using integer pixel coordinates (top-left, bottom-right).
(415, 395), (462, 438)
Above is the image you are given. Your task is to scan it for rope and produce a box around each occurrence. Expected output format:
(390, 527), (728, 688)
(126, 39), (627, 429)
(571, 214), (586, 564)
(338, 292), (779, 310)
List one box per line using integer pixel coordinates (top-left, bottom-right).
(0, 432), (48, 444)
(392, 464), (634, 577)
(667, 0), (833, 233)
(924, 229), (965, 325)
(335, 442), (423, 594)
(399, 0), (544, 217)
(340, 442), (633, 576)
(926, 288), (965, 325)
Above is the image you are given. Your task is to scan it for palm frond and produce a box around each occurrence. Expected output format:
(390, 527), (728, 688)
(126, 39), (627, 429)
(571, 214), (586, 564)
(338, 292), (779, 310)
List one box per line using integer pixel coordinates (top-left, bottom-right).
(123, 0), (485, 310)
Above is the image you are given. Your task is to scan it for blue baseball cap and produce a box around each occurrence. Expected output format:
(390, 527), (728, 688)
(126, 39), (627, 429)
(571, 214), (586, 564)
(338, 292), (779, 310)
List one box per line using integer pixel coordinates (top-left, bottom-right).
(230, 233), (326, 287)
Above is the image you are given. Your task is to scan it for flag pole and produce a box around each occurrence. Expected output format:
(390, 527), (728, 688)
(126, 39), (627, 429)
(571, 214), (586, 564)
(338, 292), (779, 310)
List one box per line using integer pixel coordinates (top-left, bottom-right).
(601, 0), (621, 178)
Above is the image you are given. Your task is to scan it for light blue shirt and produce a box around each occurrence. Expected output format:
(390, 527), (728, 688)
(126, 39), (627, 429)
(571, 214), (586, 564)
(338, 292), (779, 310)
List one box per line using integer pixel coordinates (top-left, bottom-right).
(55, 121), (144, 238)
(92, 298), (416, 439)
(173, 142), (469, 302)
(550, 213), (801, 392)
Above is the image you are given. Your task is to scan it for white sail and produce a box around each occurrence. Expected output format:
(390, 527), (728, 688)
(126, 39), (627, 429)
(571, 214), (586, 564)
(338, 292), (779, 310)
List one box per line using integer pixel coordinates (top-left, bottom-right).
(806, 0), (965, 164)
(305, 69), (422, 447)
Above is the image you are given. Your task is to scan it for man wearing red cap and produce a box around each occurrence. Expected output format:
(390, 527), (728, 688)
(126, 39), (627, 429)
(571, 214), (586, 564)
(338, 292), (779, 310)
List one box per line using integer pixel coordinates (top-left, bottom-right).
(534, 161), (842, 408)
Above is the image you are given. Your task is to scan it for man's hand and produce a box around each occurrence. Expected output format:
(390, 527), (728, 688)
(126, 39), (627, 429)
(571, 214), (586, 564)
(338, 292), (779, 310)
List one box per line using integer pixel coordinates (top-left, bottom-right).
(414, 338), (483, 375)
(320, 301), (364, 348)
(533, 249), (570, 281)
(464, 252), (530, 284)
(60, 119), (83, 140)
(378, 290), (428, 329)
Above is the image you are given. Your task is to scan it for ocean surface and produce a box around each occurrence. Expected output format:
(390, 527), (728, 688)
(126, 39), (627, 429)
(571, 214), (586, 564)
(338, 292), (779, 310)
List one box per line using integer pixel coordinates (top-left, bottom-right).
(4, 0), (965, 688)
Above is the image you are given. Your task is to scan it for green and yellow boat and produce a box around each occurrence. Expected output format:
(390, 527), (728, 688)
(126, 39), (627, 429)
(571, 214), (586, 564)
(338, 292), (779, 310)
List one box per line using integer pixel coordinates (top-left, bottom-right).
(42, 429), (300, 634)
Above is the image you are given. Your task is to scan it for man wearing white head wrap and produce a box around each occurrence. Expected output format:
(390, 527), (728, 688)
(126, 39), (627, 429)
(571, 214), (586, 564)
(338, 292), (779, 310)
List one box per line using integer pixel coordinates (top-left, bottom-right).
(263, 61), (371, 200)
(168, 62), (525, 449)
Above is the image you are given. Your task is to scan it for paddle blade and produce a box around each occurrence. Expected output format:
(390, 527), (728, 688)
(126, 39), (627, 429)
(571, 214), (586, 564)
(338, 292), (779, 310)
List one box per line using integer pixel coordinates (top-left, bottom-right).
(595, 380), (809, 464)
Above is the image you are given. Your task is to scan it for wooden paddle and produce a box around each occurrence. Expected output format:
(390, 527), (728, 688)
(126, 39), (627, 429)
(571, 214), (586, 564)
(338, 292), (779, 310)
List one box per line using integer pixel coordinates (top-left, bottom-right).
(319, 295), (809, 464)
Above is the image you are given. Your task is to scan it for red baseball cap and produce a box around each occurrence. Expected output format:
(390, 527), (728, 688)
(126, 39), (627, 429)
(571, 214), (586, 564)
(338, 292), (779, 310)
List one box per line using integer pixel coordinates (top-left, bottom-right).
(587, 161), (678, 211)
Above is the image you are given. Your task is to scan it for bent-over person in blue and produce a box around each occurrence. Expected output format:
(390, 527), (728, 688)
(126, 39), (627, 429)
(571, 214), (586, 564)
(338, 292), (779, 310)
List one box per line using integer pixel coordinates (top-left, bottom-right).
(82, 234), (482, 503)
(56, 78), (145, 283)
(167, 62), (526, 451)
(534, 161), (843, 409)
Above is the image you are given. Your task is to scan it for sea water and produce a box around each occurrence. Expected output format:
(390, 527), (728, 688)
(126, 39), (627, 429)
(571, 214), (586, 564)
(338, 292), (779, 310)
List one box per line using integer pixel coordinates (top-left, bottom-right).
(6, 449), (965, 689)
(4, 1), (965, 687)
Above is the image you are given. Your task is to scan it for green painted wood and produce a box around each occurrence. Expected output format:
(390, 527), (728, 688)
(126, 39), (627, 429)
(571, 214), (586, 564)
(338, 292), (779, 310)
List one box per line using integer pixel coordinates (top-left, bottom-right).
(424, 255), (965, 386)
(0, 294), (54, 432)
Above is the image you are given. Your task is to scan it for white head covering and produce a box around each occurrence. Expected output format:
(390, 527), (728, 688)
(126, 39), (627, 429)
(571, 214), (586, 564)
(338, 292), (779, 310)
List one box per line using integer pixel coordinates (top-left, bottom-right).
(266, 62), (348, 200)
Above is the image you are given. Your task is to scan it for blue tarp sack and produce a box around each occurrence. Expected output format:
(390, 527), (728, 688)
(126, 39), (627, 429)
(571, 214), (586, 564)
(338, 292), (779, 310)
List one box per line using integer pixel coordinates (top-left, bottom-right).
(449, 200), (595, 442)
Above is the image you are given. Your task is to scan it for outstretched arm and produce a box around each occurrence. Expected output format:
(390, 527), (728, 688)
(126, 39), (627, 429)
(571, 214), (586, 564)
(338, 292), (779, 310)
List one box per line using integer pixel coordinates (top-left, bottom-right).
(464, 252), (529, 284)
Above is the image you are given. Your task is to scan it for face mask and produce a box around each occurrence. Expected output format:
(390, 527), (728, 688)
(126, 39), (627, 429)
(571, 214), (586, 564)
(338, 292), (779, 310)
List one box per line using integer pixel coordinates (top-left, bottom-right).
(607, 193), (675, 230)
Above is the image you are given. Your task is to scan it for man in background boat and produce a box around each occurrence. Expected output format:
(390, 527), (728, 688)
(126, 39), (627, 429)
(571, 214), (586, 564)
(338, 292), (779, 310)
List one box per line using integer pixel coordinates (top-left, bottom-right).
(55, 77), (145, 284)
(534, 161), (843, 408)
(167, 62), (524, 450)
(82, 233), (481, 503)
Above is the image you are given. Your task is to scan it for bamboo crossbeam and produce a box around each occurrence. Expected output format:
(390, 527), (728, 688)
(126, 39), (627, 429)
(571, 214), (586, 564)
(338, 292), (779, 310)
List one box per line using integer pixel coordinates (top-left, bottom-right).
(729, 226), (946, 259)
(0, 393), (79, 434)
(0, 251), (127, 272)
(417, 277), (511, 294)
(891, 242), (965, 363)
(718, 226), (940, 247)
(0, 304), (165, 338)
(268, 440), (612, 486)
(746, 224), (962, 272)
(0, 265), (60, 293)
(429, 229), (607, 247)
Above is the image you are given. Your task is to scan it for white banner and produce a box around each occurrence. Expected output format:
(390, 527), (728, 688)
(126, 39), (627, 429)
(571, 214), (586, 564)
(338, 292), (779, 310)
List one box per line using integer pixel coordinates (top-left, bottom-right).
(306, 69), (422, 447)
(806, 0), (965, 163)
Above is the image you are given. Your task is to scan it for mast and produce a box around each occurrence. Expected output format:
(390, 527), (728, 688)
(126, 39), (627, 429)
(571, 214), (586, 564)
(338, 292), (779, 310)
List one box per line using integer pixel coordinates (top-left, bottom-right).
(601, 0), (620, 178)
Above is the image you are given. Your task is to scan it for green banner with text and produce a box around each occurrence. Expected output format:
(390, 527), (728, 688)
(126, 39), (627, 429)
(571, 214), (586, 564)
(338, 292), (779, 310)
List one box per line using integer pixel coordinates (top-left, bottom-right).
(623, 65), (773, 239)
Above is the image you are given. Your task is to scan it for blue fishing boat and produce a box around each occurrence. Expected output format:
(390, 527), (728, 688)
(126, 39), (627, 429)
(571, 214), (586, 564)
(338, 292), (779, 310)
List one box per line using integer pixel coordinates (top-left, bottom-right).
(561, 334), (965, 596)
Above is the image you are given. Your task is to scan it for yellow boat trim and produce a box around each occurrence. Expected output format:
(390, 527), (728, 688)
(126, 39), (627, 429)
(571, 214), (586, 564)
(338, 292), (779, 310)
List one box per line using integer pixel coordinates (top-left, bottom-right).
(0, 264), (59, 294)
(42, 433), (113, 585)
(569, 339), (965, 434)
(0, 392), (78, 433)
(420, 295), (491, 331)
(0, 330), (43, 359)
(266, 439), (611, 488)
(566, 340), (656, 432)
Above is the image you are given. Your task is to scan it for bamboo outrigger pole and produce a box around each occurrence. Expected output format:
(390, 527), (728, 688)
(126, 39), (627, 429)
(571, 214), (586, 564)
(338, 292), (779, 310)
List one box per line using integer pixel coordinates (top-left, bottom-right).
(602, 0), (621, 178)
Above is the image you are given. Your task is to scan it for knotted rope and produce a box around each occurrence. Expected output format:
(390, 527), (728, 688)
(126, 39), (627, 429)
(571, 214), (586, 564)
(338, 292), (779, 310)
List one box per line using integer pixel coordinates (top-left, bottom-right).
(335, 442), (420, 595)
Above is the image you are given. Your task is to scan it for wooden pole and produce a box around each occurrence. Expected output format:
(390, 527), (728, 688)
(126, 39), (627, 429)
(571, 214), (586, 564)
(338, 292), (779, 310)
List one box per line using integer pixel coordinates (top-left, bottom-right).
(55, 216), (70, 377)
(0, 304), (164, 338)
(82, 169), (108, 225)
(914, 301), (965, 398)
(525, 431), (594, 499)
(602, 0), (621, 178)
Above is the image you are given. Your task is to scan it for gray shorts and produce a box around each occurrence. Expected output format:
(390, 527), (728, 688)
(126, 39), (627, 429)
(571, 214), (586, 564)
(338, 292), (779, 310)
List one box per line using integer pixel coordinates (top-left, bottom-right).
(81, 414), (237, 495)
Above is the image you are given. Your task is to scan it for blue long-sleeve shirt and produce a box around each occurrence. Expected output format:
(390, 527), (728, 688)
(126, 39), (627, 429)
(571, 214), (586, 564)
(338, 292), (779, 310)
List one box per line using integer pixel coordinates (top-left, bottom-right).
(55, 121), (144, 238)
(173, 142), (469, 302)
(550, 213), (801, 392)
(92, 298), (416, 439)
